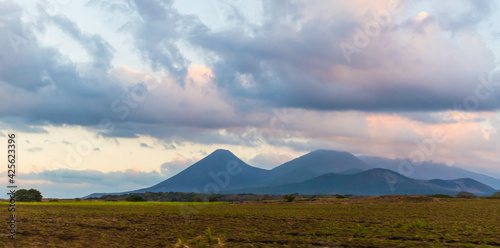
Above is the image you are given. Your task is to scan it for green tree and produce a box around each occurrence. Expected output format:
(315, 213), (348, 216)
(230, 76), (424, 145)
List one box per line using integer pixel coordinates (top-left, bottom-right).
(125, 195), (145, 202)
(15, 189), (42, 202)
(283, 195), (295, 202)
(431, 194), (454, 199)
(208, 195), (218, 202)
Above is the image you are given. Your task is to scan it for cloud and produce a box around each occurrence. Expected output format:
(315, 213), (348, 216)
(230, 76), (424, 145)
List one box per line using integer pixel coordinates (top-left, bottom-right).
(22, 168), (164, 187)
(1, 0), (500, 181)
(435, 0), (496, 31)
(2, 0), (499, 141)
(26, 147), (43, 152)
(140, 142), (153, 148)
(163, 143), (176, 150)
(91, 0), (195, 83)
(160, 157), (198, 178)
(248, 152), (297, 169)
(184, 0), (499, 112)
(51, 15), (115, 70)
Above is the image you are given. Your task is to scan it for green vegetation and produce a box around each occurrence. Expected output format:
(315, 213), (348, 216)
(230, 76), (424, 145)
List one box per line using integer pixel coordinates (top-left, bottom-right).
(456, 191), (476, 199)
(282, 194), (295, 202)
(493, 191), (500, 197)
(335, 194), (346, 199)
(431, 194), (454, 198)
(125, 195), (145, 202)
(208, 195), (218, 202)
(92, 192), (339, 202)
(15, 188), (42, 202)
(1, 197), (499, 247)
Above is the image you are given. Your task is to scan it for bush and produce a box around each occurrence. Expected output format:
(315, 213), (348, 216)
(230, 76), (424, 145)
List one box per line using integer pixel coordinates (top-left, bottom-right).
(260, 195), (271, 201)
(208, 195), (218, 202)
(75, 198), (82, 202)
(15, 189), (42, 202)
(493, 191), (500, 198)
(456, 191), (476, 199)
(49, 199), (59, 202)
(431, 194), (454, 198)
(125, 195), (145, 202)
(283, 195), (295, 202)
(193, 196), (204, 202)
(335, 195), (346, 199)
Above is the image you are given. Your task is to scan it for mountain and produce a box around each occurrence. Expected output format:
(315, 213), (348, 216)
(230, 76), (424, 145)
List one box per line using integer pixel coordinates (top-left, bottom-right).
(359, 156), (500, 189)
(137, 149), (269, 193)
(264, 150), (372, 186)
(226, 168), (496, 196)
(86, 149), (270, 198)
(85, 149), (497, 198)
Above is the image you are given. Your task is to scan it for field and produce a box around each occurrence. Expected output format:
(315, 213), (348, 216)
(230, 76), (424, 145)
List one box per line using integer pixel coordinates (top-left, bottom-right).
(1, 196), (499, 247)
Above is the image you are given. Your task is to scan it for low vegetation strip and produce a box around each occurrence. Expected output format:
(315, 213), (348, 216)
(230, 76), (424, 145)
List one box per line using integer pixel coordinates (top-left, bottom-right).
(1, 197), (499, 247)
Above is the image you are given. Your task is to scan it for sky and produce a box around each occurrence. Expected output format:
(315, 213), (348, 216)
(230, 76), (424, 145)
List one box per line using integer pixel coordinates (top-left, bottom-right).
(1, 0), (500, 198)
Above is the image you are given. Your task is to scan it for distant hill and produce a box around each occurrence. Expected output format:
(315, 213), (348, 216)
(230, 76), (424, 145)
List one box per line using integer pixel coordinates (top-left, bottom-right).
(85, 149), (498, 198)
(264, 150), (372, 186)
(359, 156), (500, 189)
(226, 169), (496, 196)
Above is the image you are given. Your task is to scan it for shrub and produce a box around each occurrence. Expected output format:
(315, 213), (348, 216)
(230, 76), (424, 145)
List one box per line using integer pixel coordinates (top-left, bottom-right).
(15, 189), (42, 202)
(125, 195), (145, 202)
(431, 194), (454, 198)
(75, 198), (82, 202)
(493, 191), (500, 198)
(49, 199), (59, 202)
(260, 195), (271, 201)
(456, 191), (476, 199)
(208, 195), (218, 202)
(193, 196), (204, 202)
(335, 195), (346, 199)
(283, 195), (295, 202)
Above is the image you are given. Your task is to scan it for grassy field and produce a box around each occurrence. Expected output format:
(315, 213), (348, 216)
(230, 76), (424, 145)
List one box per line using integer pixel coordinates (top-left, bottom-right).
(1, 196), (499, 247)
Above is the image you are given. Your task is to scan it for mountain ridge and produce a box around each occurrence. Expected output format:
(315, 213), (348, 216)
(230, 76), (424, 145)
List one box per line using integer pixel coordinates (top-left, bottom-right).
(222, 168), (496, 195)
(359, 155), (500, 189)
(84, 149), (498, 198)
